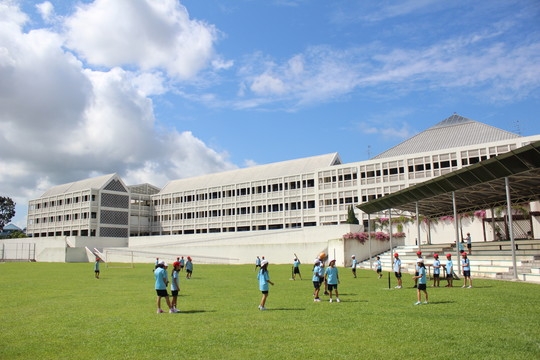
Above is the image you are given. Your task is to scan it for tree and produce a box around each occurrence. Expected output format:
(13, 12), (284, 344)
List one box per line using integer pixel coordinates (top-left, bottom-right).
(346, 205), (359, 225)
(0, 196), (16, 231)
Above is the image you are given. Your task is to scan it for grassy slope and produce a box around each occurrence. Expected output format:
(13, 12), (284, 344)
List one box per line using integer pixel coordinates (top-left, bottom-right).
(0, 262), (539, 360)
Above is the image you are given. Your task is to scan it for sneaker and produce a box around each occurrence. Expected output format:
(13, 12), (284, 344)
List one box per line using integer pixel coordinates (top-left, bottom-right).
(423, 301), (428, 304)
(336, 298), (341, 303)
(157, 309), (164, 313)
(462, 285), (467, 288)
(468, 286), (472, 288)
(329, 299), (333, 303)
(414, 301), (421, 305)
(314, 298), (321, 302)
(169, 309), (177, 313)
(259, 306), (266, 311)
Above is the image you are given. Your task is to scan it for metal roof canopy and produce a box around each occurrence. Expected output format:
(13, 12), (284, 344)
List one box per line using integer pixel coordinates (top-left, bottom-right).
(357, 140), (540, 217)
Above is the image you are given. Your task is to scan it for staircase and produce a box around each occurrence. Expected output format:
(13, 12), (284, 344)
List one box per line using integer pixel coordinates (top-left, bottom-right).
(358, 239), (540, 284)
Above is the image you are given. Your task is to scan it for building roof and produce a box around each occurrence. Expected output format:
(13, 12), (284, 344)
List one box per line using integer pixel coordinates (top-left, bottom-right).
(3, 224), (21, 231)
(160, 153), (342, 194)
(358, 140), (540, 218)
(372, 114), (519, 159)
(40, 174), (118, 197)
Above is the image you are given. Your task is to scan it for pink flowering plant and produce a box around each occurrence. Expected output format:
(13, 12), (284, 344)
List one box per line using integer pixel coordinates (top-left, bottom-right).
(343, 231), (406, 244)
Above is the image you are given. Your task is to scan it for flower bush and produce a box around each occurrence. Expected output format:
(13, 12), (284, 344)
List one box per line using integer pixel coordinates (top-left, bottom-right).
(343, 231), (406, 244)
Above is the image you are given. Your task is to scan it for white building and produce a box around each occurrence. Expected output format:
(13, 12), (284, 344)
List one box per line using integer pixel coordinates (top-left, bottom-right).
(25, 114), (540, 263)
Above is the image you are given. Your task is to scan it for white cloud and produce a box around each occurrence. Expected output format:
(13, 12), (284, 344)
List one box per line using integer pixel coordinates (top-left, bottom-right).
(0, 1), (236, 227)
(64, 0), (218, 80)
(36, 1), (55, 23)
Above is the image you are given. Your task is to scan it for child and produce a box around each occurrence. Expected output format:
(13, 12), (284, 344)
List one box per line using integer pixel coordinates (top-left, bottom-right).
(318, 260), (327, 295)
(445, 253), (454, 287)
(461, 252), (473, 288)
(432, 253), (441, 287)
(170, 261), (181, 312)
(325, 259), (340, 303)
(185, 256), (193, 279)
(154, 261), (177, 313)
(312, 260), (322, 302)
(393, 253), (402, 289)
(412, 258), (428, 305)
(257, 260), (274, 310)
(351, 255), (357, 278)
(94, 257), (100, 279)
(414, 251), (423, 288)
(292, 257), (302, 280)
(376, 256), (382, 279)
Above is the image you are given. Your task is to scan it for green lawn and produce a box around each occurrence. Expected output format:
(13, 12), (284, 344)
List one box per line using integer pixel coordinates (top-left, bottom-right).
(0, 262), (539, 359)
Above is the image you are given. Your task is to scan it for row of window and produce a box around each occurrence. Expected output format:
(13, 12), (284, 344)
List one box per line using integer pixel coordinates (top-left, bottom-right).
(32, 195), (96, 209)
(154, 200), (317, 221)
(30, 212), (97, 224)
(155, 180), (316, 205)
(154, 221), (318, 235)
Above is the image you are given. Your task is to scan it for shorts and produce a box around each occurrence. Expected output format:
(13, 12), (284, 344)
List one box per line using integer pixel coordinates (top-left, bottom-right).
(261, 290), (268, 295)
(94, 270), (100, 273)
(156, 289), (169, 297)
(313, 281), (321, 289)
(415, 271), (419, 276)
(418, 284), (427, 290)
(186, 269), (192, 274)
(319, 276), (325, 283)
(447, 273), (453, 279)
(352, 268), (357, 273)
(171, 290), (179, 296)
(467, 244), (472, 249)
(463, 270), (471, 277)
(433, 274), (440, 279)
(394, 272), (402, 279)
(327, 284), (338, 291)
(376, 268), (382, 273)
(293, 267), (300, 274)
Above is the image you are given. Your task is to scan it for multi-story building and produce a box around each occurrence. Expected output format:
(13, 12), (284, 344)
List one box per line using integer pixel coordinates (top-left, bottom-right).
(27, 115), (540, 242)
(27, 174), (157, 238)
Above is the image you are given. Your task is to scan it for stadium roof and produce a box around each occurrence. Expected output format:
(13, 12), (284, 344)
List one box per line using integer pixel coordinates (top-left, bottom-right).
(357, 140), (540, 218)
(372, 114), (519, 159)
(160, 153), (342, 194)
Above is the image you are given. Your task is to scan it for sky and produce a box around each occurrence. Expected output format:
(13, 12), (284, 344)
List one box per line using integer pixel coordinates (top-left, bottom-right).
(1, 0), (540, 229)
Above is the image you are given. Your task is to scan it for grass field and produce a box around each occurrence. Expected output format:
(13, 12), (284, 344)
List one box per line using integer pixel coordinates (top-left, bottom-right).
(1, 262), (539, 360)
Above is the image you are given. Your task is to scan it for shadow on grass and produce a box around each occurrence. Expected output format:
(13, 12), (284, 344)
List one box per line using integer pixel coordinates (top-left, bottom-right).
(179, 309), (216, 314)
(266, 307), (306, 311)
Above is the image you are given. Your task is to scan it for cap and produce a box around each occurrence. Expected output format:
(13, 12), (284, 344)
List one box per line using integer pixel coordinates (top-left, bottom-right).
(462, 252), (468, 256)
(158, 260), (165, 265)
(173, 261), (180, 267)
(261, 260), (269, 267)
(394, 253), (399, 257)
(162, 262), (168, 267)
(434, 253), (439, 258)
(351, 255), (355, 258)
(416, 251), (422, 255)
(446, 253), (452, 258)
(314, 260), (321, 265)
(329, 259), (336, 264)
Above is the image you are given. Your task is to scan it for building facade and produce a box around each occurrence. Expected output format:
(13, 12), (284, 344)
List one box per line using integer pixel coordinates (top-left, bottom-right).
(27, 115), (540, 241)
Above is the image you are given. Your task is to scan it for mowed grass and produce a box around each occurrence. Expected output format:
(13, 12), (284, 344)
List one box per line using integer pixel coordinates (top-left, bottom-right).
(1, 262), (539, 360)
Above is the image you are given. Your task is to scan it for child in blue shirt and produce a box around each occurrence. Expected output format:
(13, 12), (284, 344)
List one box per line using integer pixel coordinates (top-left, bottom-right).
(445, 254), (454, 287)
(325, 259), (340, 303)
(412, 259), (428, 305)
(312, 260), (322, 302)
(257, 260), (274, 310)
(376, 256), (382, 279)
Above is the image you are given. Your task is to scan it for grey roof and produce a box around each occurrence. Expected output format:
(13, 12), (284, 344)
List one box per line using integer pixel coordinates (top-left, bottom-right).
(129, 183), (161, 195)
(159, 153), (342, 194)
(372, 114), (520, 159)
(40, 174), (118, 197)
